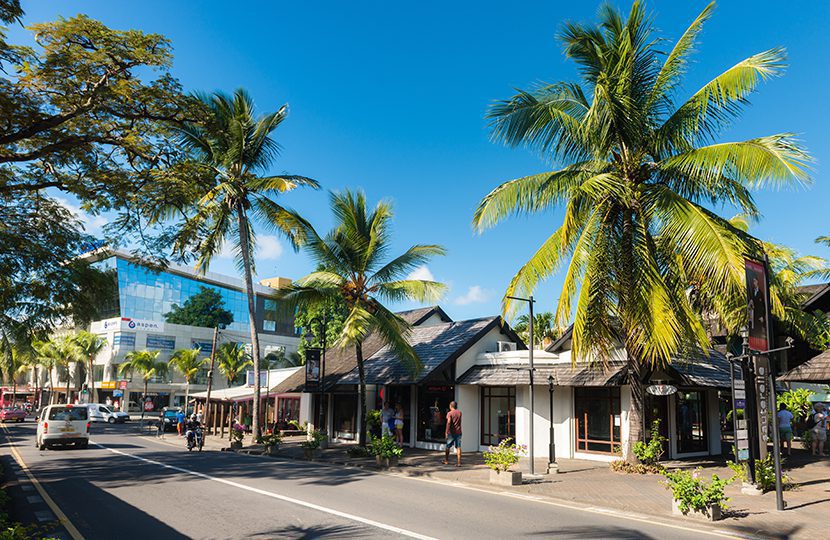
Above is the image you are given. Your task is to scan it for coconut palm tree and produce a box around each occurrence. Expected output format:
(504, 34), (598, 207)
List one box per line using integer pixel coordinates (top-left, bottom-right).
(72, 330), (107, 403)
(161, 89), (319, 440)
(55, 336), (83, 404)
(513, 312), (559, 349)
(473, 2), (809, 458)
(278, 190), (446, 446)
(33, 340), (60, 405)
(216, 343), (252, 387)
(119, 350), (168, 423)
(168, 347), (205, 415)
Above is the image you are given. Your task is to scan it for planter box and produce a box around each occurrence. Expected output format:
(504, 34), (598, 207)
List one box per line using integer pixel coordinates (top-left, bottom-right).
(229, 441), (242, 450)
(671, 499), (722, 521)
(489, 469), (522, 486)
(264, 445), (279, 456)
(374, 455), (400, 468)
(303, 448), (317, 460)
(318, 439), (329, 450)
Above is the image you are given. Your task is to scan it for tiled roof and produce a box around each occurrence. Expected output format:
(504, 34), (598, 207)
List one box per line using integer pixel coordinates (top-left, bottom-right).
(457, 362), (627, 387)
(669, 350), (732, 389)
(337, 317), (504, 385)
(779, 348), (830, 383)
(271, 306), (450, 393)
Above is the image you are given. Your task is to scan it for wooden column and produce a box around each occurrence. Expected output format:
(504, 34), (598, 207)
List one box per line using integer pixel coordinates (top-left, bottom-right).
(220, 402), (226, 438)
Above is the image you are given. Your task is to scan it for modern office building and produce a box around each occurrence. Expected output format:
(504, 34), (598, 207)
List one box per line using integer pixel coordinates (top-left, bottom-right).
(41, 248), (301, 411)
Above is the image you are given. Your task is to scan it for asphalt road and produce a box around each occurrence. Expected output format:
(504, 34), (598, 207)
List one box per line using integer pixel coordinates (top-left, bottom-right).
(0, 421), (743, 539)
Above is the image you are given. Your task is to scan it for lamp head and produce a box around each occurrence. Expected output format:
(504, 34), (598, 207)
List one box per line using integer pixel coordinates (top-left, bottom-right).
(785, 336), (794, 347)
(739, 327), (749, 339)
(304, 330), (315, 344)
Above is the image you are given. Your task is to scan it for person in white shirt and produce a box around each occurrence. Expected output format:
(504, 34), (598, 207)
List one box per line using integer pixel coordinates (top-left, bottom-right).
(776, 403), (794, 456)
(811, 403), (827, 458)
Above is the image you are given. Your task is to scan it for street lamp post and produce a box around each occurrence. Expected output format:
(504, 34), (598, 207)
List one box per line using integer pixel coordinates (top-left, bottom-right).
(547, 374), (558, 474)
(304, 312), (329, 433)
(507, 295), (535, 476)
(203, 323), (227, 430)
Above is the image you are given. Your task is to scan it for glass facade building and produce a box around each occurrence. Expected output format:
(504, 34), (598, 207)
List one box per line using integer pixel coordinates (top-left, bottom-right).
(94, 255), (294, 335)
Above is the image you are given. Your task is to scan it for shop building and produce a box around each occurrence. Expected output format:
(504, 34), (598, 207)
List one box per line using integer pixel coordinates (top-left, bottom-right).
(34, 248), (301, 409)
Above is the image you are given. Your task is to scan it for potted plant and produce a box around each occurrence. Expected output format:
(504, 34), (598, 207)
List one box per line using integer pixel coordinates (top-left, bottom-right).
(662, 468), (731, 521)
(483, 438), (526, 486)
(302, 429), (327, 460)
(369, 435), (403, 468)
(229, 423), (245, 450)
(261, 432), (282, 456)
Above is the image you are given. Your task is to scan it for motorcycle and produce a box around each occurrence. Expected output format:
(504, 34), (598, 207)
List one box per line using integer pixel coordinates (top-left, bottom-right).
(186, 426), (204, 452)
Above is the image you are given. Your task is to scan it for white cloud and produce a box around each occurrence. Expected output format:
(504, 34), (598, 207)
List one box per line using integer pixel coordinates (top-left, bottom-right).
(453, 285), (490, 306)
(257, 235), (284, 260)
(217, 234), (284, 261)
(55, 197), (108, 233)
(407, 265), (435, 281)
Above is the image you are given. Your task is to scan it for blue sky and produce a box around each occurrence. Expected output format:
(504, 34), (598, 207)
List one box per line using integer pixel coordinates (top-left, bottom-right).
(9, 1), (830, 322)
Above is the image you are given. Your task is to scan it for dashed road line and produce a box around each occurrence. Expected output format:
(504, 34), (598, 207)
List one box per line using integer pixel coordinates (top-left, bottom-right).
(0, 425), (84, 540)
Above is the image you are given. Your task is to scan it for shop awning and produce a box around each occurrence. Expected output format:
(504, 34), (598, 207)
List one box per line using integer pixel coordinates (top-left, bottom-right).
(457, 362), (627, 387)
(779, 348), (830, 383)
(669, 351), (733, 389)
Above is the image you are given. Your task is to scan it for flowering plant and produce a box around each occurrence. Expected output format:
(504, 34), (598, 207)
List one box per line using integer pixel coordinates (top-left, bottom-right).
(483, 438), (526, 473)
(368, 435), (403, 458)
(260, 430), (282, 448)
(230, 423), (246, 444)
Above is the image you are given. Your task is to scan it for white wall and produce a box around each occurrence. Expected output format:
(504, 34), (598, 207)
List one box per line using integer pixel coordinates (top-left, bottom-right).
(514, 384), (573, 460)
(457, 385), (480, 452)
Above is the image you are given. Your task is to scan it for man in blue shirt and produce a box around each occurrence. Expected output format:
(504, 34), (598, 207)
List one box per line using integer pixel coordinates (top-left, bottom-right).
(176, 409), (186, 437)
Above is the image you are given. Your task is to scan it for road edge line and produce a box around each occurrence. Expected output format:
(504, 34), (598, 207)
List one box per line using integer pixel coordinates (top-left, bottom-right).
(0, 424), (85, 540)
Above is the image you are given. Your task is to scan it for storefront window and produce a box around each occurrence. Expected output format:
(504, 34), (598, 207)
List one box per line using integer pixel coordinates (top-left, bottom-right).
(575, 387), (621, 454)
(332, 393), (357, 440)
(417, 385), (454, 442)
(480, 386), (515, 446)
(676, 390), (708, 454)
(277, 396), (300, 428)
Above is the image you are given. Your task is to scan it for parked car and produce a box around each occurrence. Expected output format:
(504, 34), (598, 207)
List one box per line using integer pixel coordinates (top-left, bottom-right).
(159, 408), (183, 432)
(36, 404), (90, 449)
(0, 408), (26, 423)
(87, 403), (130, 424)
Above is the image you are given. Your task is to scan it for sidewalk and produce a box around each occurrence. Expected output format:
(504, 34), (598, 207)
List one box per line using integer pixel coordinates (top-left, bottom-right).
(212, 434), (829, 539)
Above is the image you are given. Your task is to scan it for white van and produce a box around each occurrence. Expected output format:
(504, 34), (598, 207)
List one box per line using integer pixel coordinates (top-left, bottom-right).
(87, 403), (130, 424)
(36, 405), (90, 450)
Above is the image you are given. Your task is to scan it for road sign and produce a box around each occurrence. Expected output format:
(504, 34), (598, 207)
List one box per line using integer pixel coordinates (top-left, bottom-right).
(734, 379), (745, 390)
(113, 390), (122, 397)
(736, 429), (749, 440)
(737, 439), (749, 450)
(118, 380), (128, 390)
(734, 389), (746, 399)
(738, 449), (750, 460)
(735, 399), (746, 409)
(143, 401), (154, 412)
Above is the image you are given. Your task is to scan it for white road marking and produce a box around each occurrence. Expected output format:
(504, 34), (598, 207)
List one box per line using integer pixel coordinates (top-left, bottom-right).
(26, 495), (43, 504)
(92, 441), (436, 540)
(34, 510), (55, 523)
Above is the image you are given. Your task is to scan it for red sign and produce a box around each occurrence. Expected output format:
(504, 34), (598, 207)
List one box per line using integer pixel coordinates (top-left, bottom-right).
(745, 258), (770, 352)
(143, 401), (154, 412)
(119, 381), (128, 390)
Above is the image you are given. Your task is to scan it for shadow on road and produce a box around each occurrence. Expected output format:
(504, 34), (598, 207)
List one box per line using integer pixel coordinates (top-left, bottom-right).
(250, 523), (371, 538)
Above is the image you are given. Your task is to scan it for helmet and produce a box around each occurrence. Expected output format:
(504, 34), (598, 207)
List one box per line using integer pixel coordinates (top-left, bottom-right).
(191, 414), (197, 421)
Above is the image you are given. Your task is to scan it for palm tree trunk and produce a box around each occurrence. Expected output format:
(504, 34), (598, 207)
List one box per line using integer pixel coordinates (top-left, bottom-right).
(33, 366), (39, 410)
(356, 342), (367, 447)
(65, 363), (71, 404)
(141, 379), (148, 423)
(184, 380), (190, 418)
(620, 208), (644, 463)
(11, 379), (16, 408)
(237, 205), (263, 442)
(48, 369), (55, 405)
(89, 355), (96, 403)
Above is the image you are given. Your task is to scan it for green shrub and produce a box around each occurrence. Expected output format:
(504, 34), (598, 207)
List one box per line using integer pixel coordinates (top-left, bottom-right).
(632, 420), (667, 466)
(610, 459), (662, 474)
(662, 468), (732, 514)
(368, 435), (403, 458)
(366, 409), (382, 437)
(260, 432), (282, 448)
(483, 438), (526, 472)
(754, 453), (794, 492)
(301, 429), (327, 450)
(346, 445), (371, 458)
(777, 388), (815, 424)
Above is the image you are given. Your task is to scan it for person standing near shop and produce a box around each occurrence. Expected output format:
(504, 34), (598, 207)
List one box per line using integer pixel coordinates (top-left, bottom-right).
(176, 409), (186, 437)
(810, 403), (827, 457)
(381, 402), (394, 437)
(776, 403), (794, 456)
(443, 401), (462, 467)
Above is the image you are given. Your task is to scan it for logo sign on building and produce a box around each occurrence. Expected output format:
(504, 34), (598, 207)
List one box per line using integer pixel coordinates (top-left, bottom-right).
(245, 370), (268, 388)
(146, 335), (176, 351)
(305, 348), (322, 392)
(100, 381), (117, 390)
(113, 333), (136, 349)
(119, 380), (128, 390)
(122, 318), (165, 333)
(191, 340), (213, 356)
(90, 317), (121, 333)
(744, 258), (771, 353)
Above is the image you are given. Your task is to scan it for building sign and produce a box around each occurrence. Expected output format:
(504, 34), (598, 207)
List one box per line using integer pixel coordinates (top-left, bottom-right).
(100, 381), (117, 390)
(119, 380), (128, 390)
(146, 335), (176, 351)
(245, 370), (268, 387)
(755, 356), (771, 459)
(305, 348), (321, 392)
(113, 333), (136, 348)
(191, 340), (213, 356)
(91, 318), (165, 334)
(744, 258), (770, 353)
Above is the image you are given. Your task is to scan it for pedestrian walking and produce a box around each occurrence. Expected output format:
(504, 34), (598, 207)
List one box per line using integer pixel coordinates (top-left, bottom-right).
(381, 401), (394, 437)
(776, 403), (794, 456)
(176, 409), (186, 437)
(810, 403), (827, 457)
(394, 403), (405, 445)
(157, 409), (165, 439)
(443, 401), (462, 467)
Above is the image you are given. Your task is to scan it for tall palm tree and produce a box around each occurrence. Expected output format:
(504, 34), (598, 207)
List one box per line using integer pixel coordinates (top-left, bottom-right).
(279, 190), (446, 446)
(119, 350), (168, 423)
(514, 312), (559, 348)
(473, 2), (809, 458)
(72, 330), (107, 403)
(169, 347), (205, 415)
(0, 338), (29, 407)
(33, 340), (60, 406)
(217, 342), (252, 387)
(162, 89), (319, 440)
(56, 336), (83, 404)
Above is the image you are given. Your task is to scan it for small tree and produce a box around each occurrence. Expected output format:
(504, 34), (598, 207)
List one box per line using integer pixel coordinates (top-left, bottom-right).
(164, 286), (233, 329)
(71, 330), (107, 403)
(119, 350), (168, 423)
(217, 343), (252, 386)
(169, 347), (205, 414)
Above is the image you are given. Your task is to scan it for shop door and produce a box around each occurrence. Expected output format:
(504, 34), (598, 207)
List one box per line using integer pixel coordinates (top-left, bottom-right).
(676, 390), (708, 454)
(645, 395), (669, 459)
(386, 385), (412, 444)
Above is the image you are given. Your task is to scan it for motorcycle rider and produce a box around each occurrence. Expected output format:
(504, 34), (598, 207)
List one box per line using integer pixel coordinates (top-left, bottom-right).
(185, 414), (202, 449)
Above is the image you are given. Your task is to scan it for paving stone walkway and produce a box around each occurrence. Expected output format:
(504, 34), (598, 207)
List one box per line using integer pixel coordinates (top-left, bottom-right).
(207, 434), (829, 539)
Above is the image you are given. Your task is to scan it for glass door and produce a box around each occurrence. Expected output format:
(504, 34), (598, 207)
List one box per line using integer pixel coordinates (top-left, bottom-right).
(676, 390), (708, 454)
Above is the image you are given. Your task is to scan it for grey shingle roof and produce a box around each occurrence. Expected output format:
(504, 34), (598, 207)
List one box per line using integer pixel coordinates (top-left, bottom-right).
(337, 317), (505, 385)
(779, 348), (830, 383)
(669, 350), (732, 389)
(457, 362), (627, 387)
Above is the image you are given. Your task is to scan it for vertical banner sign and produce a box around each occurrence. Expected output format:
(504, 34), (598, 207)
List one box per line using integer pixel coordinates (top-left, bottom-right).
(744, 258), (770, 353)
(305, 348), (321, 392)
(754, 356), (771, 459)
